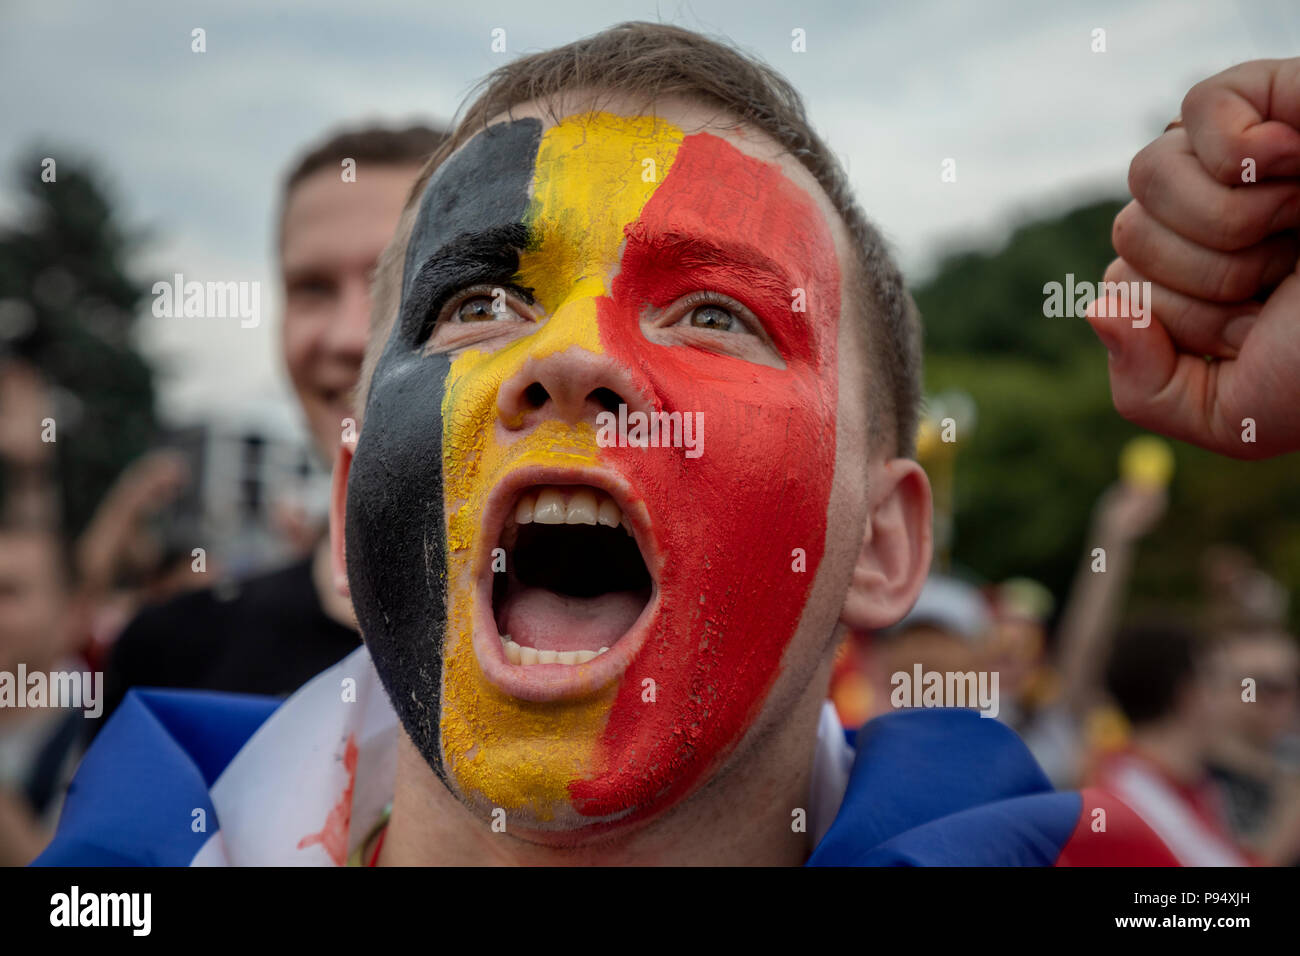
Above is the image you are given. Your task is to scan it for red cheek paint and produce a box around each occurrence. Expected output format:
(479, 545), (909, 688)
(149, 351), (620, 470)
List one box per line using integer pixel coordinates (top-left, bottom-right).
(569, 132), (842, 819)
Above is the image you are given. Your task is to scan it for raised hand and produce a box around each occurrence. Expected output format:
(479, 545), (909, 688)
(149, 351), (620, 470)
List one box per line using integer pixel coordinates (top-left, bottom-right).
(1090, 58), (1300, 459)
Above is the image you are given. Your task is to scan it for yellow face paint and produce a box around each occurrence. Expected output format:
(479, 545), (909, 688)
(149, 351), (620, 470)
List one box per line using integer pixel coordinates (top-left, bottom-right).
(438, 113), (683, 821)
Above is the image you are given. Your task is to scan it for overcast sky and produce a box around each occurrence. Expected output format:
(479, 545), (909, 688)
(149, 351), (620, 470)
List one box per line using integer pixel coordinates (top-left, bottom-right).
(2, 0), (1297, 434)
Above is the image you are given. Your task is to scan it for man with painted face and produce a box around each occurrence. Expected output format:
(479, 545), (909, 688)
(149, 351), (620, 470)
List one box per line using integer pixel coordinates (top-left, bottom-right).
(37, 23), (1180, 866)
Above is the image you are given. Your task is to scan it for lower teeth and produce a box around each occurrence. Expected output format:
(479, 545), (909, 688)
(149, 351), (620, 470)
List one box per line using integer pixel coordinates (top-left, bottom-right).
(500, 635), (609, 666)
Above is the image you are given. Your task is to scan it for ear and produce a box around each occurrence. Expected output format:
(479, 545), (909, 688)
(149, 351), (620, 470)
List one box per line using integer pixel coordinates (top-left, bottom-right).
(329, 436), (356, 598)
(840, 457), (933, 632)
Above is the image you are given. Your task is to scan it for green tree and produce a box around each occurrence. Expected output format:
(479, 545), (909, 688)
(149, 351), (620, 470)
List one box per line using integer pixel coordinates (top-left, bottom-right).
(916, 198), (1300, 632)
(0, 149), (156, 543)
(917, 198), (1125, 364)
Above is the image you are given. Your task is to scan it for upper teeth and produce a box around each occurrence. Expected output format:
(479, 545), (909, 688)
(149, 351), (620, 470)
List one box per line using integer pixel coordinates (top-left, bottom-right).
(515, 486), (631, 533)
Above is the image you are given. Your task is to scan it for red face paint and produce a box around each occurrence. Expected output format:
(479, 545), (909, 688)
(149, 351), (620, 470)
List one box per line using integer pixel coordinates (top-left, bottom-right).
(570, 132), (842, 818)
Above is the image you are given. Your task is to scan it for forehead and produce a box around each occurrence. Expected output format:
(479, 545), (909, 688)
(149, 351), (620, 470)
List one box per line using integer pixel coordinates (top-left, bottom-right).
(1226, 635), (1300, 669)
(401, 94), (851, 288)
(506, 93), (831, 202)
(282, 165), (416, 269)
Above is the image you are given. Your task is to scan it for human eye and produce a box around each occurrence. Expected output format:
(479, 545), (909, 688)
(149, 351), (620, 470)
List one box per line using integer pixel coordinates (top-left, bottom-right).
(645, 289), (784, 369)
(422, 283), (535, 350)
(668, 291), (757, 335)
(444, 286), (529, 324)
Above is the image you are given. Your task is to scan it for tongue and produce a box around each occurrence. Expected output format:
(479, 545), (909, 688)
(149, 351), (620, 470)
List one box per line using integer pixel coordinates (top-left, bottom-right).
(498, 587), (644, 652)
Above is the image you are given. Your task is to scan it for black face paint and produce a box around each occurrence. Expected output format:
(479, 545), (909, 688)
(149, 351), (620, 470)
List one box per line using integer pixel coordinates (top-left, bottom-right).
(345, 118), (542, 780)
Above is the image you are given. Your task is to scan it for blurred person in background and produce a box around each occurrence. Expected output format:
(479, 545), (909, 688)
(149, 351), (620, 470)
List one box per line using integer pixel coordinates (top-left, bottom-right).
(1201, 544), (1290, 629)
(1205, 626), (1300, 865)
(984, 579), (1054, 712)
(833, 574), (991, 725)
(876, 574), (990, 681)
(0, 358), (83, 865)
(1095, 620), (1255, 866)
(1054, 479), (1169, 721)
(983, 577), (1075, 781)
(97, 123), (446, 729)
(72, 448), (195, 669)
(1013, 477), (1170, 787)
(0, 512), (80, 865)
(867, 471), (1170, 786)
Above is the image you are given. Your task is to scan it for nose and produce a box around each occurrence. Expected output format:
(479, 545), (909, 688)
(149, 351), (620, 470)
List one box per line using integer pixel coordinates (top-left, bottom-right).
(497, 345), (652, 432)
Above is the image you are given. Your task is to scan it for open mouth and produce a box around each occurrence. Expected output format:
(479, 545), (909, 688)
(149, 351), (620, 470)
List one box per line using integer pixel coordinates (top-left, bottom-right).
(492, 485), (653, 667)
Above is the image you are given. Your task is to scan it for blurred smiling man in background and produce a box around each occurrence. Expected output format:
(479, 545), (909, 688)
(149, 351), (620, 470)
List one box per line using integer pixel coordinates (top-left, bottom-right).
(96, 125), (445, 726)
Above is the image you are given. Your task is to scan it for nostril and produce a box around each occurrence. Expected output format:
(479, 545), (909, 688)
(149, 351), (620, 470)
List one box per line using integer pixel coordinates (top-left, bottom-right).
(523, 383), (549, 409)
(589, 387), (623, 415)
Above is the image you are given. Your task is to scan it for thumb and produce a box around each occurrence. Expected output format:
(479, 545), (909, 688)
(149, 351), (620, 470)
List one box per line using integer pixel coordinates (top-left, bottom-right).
(1086, 282), (1238, 453)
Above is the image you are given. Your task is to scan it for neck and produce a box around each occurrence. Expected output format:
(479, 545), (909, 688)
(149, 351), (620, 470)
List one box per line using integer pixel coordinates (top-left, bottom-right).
(1131, 719), (1205, 784)
(378, 678), (827, 866)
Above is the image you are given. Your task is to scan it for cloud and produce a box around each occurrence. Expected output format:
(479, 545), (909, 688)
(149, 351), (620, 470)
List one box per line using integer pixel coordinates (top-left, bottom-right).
(0, 0), (1291, 420)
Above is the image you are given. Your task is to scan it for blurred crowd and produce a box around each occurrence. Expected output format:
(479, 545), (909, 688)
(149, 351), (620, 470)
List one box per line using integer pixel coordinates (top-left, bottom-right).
(0, 123), (442, 865)
(831, 474), (1300, 866)
(1, 116), (1297, 868)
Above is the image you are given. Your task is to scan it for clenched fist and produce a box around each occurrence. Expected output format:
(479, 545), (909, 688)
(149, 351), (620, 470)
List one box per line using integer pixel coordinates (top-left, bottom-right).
(1091, 58), (1300, 459)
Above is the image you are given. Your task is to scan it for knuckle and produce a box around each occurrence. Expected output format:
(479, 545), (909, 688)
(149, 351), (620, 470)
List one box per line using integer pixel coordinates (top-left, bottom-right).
(1181, 79), (1213, 119)
(1281, 59), (1300, 98)
(1209, 255), (1247, 302)
(1128, 146), (1156, 200)
(1212, 193), (1255, 249)
(1111, 202), (1142, 258)
(1216, 134), (1252, 183)
(1267, 187), (1300, 233)
(1111, 389), (1142, 424)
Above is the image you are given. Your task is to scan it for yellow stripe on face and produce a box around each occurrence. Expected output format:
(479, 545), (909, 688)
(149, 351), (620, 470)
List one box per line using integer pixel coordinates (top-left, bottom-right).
(519, 114), (683, 321)
(438, 113), (683, 821)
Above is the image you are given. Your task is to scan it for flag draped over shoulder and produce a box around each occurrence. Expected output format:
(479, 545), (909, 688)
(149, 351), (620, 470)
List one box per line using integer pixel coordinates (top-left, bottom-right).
(35, 646), (1178, 867)
(809, 708), (1181, 866)
(37, 647), (398, 866)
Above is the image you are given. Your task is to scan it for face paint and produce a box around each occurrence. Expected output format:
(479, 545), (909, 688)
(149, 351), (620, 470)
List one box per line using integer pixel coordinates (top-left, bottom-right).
(347, 110), (841, 830)
(569, 129), (841, 820)
(346, 119), (542, 784)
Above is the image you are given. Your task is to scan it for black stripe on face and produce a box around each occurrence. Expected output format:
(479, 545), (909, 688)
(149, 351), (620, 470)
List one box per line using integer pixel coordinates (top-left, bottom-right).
(345, 118), (542, 783)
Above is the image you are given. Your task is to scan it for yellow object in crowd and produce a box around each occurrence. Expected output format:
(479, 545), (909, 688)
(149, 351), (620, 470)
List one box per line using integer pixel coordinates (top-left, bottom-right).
(1119, 435), (1175, 489)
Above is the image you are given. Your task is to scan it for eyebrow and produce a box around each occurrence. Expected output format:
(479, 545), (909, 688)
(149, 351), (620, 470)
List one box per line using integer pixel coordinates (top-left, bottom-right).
(398, 223), (533, 340)
(404, 224), (532, 295)
(620, 228), (800, 313)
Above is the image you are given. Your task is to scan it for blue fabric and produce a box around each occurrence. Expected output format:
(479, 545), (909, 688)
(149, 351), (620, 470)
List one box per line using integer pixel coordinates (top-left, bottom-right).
(852, 791), (1083, 866)
(807, 708), (1067, 866)
(33, 688), (277, 866)
(36, 687), (1082, 866)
